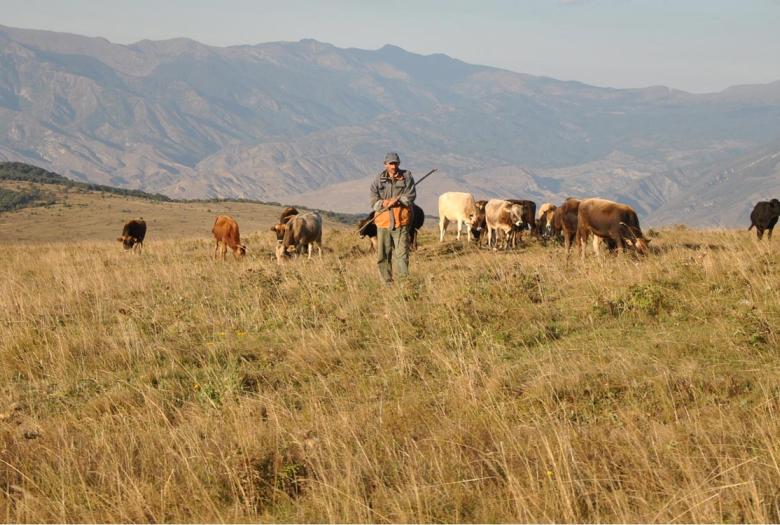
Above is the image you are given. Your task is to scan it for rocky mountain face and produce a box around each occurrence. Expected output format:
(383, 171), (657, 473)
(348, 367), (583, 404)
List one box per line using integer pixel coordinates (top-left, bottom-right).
(1, 24), (779, 225)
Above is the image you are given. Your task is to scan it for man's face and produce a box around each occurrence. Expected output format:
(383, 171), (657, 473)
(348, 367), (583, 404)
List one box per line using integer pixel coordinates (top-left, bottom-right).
(385, 161), (399, 175)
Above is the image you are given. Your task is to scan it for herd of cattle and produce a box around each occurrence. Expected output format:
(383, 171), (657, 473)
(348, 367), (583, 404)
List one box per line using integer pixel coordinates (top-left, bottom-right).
(116, 195), (780, 261)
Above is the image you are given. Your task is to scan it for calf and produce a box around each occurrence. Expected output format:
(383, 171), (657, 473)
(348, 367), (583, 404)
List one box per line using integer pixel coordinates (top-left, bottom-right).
(471, 200), (489, 246)
(270, 207), (300, 242)
(506, 199), (536, 246)
(749, 199), (780, 240)
(212, 215), (247, 260)
(276, 211), (323, 264)
(117, 218), (146, 253)
(576, 198), (649, 260)
(485, 199), (525, 250)
(438, 192), (479, 242)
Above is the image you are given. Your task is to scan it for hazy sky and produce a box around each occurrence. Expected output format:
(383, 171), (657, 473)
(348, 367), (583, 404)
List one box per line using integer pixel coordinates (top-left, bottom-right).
(2, 0), (779, 93)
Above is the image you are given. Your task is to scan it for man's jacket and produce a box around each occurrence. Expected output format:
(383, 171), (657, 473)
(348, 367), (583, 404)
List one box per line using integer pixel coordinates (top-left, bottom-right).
(369, 169), (416, 229)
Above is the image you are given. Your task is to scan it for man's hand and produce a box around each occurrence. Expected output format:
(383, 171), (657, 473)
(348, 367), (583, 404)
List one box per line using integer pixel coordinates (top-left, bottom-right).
(382, 196), (399, 208)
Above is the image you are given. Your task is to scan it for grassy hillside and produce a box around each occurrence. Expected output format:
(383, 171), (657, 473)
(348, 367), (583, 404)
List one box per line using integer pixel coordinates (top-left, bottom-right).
(0, 177), (355, 244)
(1, 215), (779, 521)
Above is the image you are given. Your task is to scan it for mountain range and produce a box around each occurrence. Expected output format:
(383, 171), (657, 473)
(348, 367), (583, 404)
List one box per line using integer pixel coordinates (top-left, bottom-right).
(1, 24), (779, 225)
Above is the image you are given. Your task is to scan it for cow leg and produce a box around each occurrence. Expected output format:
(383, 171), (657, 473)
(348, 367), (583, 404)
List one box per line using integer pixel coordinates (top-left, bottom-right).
(439, 217), (448, 242)
(456, 218), (463, 241)
(592, 235), (601, 257)
(576, 227), (587, 260)
(768, 227), (774, 241)
(214, 241), (219, 259)
(757, 227), (764, 240)
(566, 229), (574, 256)
(307, 243), (312, 260)
(613, 232), (625, 255)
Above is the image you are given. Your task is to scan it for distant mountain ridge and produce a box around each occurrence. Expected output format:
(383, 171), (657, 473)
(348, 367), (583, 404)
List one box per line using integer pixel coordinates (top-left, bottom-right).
(1, 24), (779, 225)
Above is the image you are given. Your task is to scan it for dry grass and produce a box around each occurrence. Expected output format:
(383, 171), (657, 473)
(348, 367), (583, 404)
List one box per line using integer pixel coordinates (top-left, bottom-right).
(1, 199), (779, 522)
(0, 181), (344, 243)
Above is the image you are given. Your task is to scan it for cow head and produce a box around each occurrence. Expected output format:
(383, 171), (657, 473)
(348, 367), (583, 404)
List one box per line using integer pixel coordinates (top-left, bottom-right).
(117, 235), (136, 250)
(470, 200), (487, 240)
(509, 204), (525, 227)
(270, 223), (287, 243)
(357, 212), (376, 239)
(537, 206), (557, 238)
(236, 244), (247, 258)
(634, 238), (649, 255)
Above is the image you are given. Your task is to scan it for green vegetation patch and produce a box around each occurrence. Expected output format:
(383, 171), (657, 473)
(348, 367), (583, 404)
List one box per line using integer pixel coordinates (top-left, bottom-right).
(0, 162), (172, 202)
(0, 186), (56, 212)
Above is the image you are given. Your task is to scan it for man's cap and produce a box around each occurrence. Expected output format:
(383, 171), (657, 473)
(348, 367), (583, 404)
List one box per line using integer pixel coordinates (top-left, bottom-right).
(384, 152), (401, 164)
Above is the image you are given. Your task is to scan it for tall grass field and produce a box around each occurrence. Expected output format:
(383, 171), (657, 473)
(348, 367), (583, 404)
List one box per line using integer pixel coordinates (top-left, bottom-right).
(1, 186), (779, 522)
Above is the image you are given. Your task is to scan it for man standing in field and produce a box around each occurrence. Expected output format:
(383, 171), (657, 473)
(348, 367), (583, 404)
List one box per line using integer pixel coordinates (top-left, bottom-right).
(369, 152), (417, 285)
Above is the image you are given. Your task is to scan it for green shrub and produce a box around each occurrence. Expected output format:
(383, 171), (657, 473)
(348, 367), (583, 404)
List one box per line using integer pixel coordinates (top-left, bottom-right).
(0, 187), (56, 212)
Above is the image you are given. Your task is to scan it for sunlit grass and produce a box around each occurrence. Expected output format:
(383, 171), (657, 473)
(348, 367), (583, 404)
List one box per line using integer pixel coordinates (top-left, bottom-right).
(0, 225), (778, 522)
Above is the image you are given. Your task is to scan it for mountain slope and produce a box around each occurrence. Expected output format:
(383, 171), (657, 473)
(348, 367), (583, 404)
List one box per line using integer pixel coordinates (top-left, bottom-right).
(1, 25), (780, 224)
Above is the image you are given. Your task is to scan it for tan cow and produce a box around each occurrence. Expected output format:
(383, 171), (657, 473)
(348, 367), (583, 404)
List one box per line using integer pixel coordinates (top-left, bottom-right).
(485, 199), (525, 250)
(537, 203), (557, 239)
(276, 211), (323, 264)
(212, 215), (247, 260)
(576, 198), (649, 259)
(438, 192), (479, 242)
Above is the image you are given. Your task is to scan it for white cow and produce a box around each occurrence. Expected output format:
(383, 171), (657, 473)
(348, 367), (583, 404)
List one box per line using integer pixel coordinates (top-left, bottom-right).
(485, 199), (525, 250)
(438, 192), (478, 242)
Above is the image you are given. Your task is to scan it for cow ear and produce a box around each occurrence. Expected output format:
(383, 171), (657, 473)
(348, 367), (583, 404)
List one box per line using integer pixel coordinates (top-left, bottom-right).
(116, 236), (124, 242)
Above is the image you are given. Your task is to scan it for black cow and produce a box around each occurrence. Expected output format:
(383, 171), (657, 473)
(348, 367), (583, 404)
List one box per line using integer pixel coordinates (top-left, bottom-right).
(357, 204), (425, 251)
(117, 218), (147, 253)
(749, 199), (780, 240)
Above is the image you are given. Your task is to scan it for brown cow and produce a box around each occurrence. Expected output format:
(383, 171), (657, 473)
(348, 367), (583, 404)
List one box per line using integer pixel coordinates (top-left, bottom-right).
(117, 218), (146, 253)
(270, 207), (300, 242)
(576, 198), (649, 259)
(212, 215), (247, 260)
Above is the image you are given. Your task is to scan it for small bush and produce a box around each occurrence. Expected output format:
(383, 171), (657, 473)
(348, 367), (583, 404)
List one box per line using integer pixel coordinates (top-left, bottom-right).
(594, 283), (668, 317)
